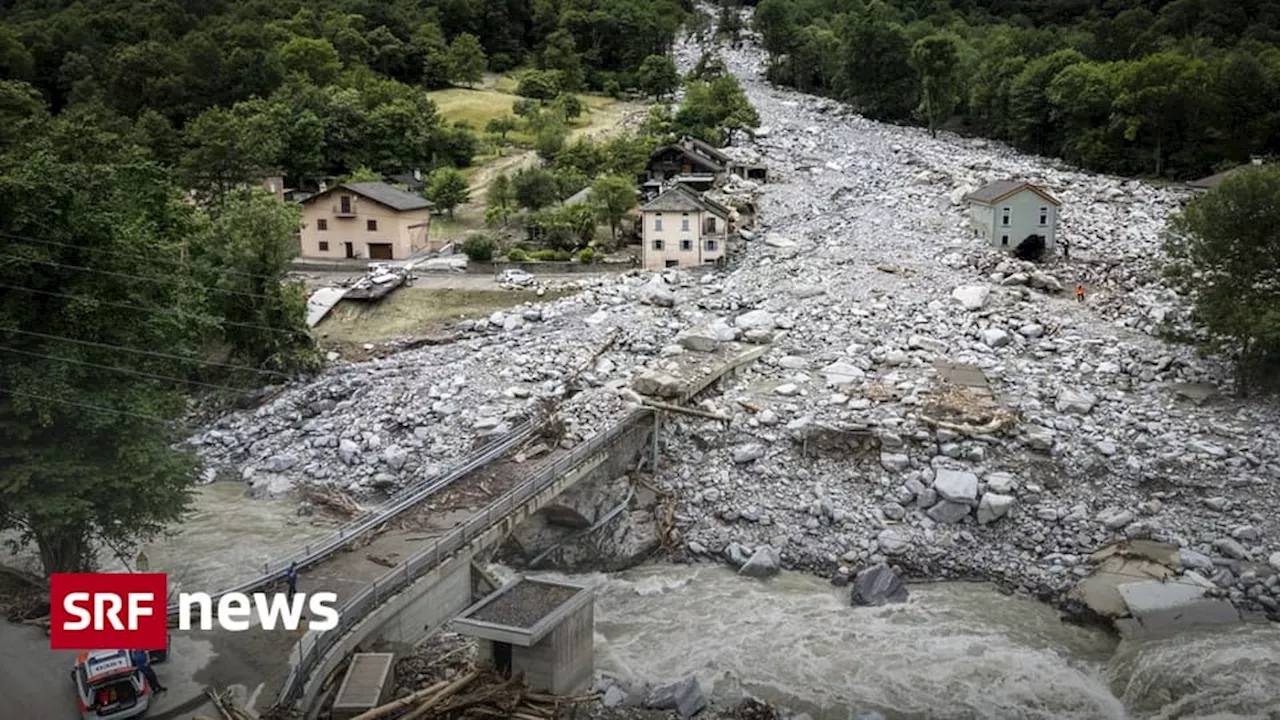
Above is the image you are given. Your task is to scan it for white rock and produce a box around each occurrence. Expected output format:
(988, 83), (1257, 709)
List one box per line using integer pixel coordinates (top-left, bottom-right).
(951, 285), (990, 310)
(1056, 388), (1098, 415)
(984, 472), (1017, 494)
(933, 468), (979, 505)
(735, 309), (777, 332)
(821, 361), (865, 386)
(977, 493), (1015, 524)
(980, 328), (1010, 348)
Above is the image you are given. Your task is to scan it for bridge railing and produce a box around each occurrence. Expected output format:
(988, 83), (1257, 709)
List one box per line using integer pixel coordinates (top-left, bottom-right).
(166, 418), (539, 616)
(275, 408), (653, 707)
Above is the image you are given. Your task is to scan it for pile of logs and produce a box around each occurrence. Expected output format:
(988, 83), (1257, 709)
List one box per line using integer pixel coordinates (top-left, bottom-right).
(354, 668), (594, 720)
(302, 487), (362, 517)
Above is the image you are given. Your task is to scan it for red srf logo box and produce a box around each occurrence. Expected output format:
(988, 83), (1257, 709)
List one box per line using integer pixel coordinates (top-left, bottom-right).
(50, 573), (168, 650)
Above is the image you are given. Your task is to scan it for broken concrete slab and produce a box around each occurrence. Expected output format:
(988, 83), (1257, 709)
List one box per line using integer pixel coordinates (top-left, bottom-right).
(1117, 577), (1240, 637)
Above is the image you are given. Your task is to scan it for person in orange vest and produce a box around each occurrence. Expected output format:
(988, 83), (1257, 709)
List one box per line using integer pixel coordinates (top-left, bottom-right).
(1075, 284), (1086, 303)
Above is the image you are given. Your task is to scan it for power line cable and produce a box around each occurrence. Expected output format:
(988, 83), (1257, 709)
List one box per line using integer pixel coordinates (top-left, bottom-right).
(4, 255), (287, 303)
(0, 230), (285, 283)
(0, 387), (173, 423)
(0, 328), (294, 379)
(0, 346), (256, 394)
(0, 282), (304, 336)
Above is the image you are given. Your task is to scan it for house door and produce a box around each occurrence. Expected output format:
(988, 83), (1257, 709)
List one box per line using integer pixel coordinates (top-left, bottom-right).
(368, 243), (394, 260)
(343, 242), (355, 259)
(493, 642), (512, 676)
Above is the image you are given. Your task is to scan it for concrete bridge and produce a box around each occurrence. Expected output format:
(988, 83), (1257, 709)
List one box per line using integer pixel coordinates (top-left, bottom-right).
(126, 344), (764, 719)
(275, 344), (768, 716)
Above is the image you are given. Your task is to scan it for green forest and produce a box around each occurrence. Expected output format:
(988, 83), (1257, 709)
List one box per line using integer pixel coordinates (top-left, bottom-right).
(749, 0), (1280, 178)
(0, 0), (690, 186)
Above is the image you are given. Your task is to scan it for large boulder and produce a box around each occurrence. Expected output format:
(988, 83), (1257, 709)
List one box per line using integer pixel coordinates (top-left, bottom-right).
(734, 309), (777, 332)
(639, 278), (676, 307)
(1056, 388), (1098, 415)
(850, 564), (909, 607)
(738, 546), (781, 579)
(933, 468), (979, 505)
(633, 370), (683, 398)
(646, 675), (707, 718)
(678, 325), (720, 352)
(951, 285), (990, 311)
(977, 492), (1015, 525)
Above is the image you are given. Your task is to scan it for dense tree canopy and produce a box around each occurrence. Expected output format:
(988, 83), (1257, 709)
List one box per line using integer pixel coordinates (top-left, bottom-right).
(0, 112), (313, 574)
(751, 0), (1280, 178)
(0, 0), (690, 188)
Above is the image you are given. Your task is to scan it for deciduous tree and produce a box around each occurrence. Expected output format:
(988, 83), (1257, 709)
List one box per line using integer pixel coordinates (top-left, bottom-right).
(638, 54), (679, 99)
(910, 34), (961, 138)
(425, 166), (470, 217)
(1164, 166), (1280, 394)
(448, 33), (487, 87)
(590, 176), (637, 241)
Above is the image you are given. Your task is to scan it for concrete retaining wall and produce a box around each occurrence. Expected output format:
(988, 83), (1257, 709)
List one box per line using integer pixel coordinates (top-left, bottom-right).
(369, 560), (473, 646)
(468, 261), (635, 276)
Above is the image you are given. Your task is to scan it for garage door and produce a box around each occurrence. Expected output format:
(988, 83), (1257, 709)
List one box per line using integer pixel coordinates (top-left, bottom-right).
(367, 243), (394, 260)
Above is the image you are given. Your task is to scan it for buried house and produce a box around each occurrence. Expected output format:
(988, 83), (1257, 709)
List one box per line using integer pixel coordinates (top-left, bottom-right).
(963, 180), (1061, 260)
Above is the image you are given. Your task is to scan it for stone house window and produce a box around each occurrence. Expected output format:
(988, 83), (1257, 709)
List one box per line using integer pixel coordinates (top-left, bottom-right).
(1039, 207), (1048, 225)
(681, 214), (690, 232)
(653, 239), (664, 250)
(704, 239), (718, 252)
(317, 219), (328, 231)
(654, 214), (663, 231)
(319, 241), (329, 251)
(367, 219), (378, 231)
(1001, 235), (1009, 246)
(1001, 207), (1011, 226)
(680, 239), (693, 251)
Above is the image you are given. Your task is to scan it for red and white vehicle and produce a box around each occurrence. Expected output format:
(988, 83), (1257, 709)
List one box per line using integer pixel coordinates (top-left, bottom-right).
(71, 650), (151, 719)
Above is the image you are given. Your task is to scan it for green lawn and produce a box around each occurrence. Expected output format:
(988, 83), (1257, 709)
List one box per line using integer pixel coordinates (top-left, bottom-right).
(427, 78), (617, 146)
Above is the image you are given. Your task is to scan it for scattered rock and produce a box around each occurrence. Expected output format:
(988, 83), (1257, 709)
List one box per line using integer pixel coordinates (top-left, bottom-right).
(646, 675), (707, 718)
(850, 564), (909, 606)
(739, 546), (781, 579)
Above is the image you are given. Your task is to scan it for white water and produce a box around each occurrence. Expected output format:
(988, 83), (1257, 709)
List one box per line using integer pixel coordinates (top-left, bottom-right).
(505, 564), (1280, 720)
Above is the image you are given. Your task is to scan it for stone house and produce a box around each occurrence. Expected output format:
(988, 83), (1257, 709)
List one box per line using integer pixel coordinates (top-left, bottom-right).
(964, 180), (1061, 258)
(641, 139), (729, 197)
(298, 182), (434, 261)
(639, 185), (731, 271)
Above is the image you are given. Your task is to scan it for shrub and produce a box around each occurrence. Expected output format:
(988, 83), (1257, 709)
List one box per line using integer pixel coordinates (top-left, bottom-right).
(462, 235), (494, 262)
(528, 249), (571, 261)
(506, 247), (528, 262)
(516, 70), (561, 100)
(603, 79), (622, 98)
(575, 247), (595, 263)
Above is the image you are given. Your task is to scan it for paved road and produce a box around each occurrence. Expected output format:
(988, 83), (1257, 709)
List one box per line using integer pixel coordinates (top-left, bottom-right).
(0, 620), (80, 717)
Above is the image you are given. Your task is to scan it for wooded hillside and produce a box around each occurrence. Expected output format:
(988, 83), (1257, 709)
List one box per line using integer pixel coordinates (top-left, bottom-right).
(0, 0), (688, 182)
(748, 0), (1280, 178)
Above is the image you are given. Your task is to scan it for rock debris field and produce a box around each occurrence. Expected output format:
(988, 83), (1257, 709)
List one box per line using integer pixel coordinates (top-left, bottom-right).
(191, 32), (1280, 617)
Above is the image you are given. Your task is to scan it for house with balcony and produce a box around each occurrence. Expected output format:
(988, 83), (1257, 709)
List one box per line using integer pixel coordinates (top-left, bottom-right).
(298, 182), (434, 261)
(639, 185), (731, 271)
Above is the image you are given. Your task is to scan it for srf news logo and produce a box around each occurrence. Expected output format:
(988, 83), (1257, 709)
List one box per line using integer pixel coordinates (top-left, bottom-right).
(50, 573), (340, 650)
